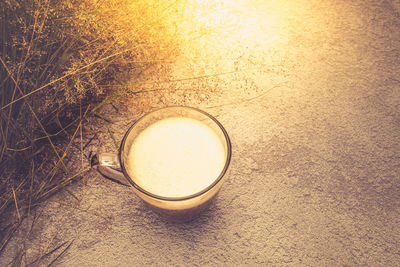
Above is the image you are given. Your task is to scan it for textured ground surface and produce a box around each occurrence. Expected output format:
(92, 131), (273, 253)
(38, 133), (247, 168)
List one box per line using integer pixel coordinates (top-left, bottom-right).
(1, 0), (400, 266)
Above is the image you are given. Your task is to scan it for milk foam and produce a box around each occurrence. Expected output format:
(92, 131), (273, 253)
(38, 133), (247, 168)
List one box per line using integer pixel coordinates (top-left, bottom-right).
(127, 117), (226, 198)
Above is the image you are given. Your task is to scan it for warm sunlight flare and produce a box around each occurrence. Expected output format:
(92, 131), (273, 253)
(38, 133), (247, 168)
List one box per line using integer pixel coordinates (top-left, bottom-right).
(176, 0), (289, 71)
(183, 0), (283, 44)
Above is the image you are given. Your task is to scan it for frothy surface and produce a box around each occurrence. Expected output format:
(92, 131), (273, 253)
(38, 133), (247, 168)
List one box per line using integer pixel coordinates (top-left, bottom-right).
(127, 117), (226, 198)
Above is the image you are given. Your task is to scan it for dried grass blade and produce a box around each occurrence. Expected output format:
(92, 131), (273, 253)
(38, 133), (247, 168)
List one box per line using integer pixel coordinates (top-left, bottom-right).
(34, 230), (58, 267)
(11, 187), (21, 222)
(28, 241), (69, 266)
(36, 105), (90, 197)
(106, 123), (118, 150)
(1, 48), (135, 110)
(0, 56), (69, 174)
(37, 167), (90, 200)
(46, 240), (74, 267)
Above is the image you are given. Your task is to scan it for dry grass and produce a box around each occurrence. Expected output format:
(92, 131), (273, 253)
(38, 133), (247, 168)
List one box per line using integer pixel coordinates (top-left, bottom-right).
(0, 0), (184, 262)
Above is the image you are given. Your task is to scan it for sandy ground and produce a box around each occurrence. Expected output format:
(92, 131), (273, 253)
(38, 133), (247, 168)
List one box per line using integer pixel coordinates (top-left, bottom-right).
(1, 0), (400, 265)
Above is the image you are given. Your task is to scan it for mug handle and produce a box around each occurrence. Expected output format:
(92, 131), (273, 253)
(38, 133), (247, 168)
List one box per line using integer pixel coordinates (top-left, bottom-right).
(91, 153), (129, 186)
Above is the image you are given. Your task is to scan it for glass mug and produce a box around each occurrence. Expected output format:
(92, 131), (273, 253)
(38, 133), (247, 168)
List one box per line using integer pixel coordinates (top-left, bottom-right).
(92, 106), (231, 222)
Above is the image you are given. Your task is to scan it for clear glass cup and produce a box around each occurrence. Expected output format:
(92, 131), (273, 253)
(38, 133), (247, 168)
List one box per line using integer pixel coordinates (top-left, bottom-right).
(92, 106), (231, 222)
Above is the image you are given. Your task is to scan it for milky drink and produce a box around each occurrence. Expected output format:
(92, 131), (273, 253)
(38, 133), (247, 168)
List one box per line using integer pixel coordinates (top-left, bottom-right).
(127, 117), (226, 199)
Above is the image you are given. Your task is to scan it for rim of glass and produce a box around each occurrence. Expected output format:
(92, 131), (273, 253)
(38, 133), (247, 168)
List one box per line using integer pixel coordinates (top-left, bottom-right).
(119, 106), (232, 201)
